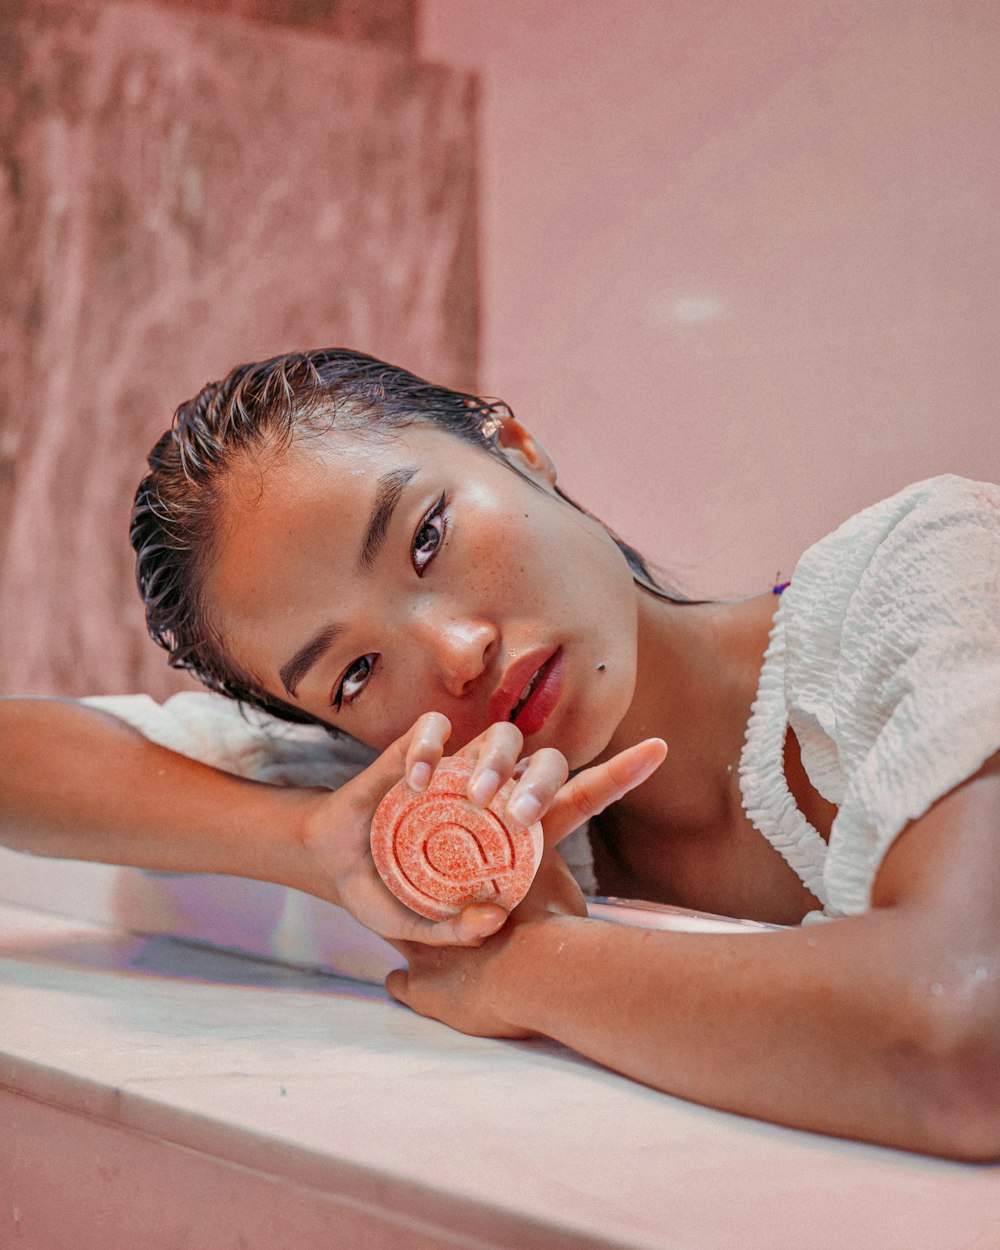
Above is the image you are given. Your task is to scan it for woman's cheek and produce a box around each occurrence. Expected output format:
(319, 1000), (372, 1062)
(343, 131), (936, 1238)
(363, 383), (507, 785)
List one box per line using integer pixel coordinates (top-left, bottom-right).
(375, 687), (439, 754)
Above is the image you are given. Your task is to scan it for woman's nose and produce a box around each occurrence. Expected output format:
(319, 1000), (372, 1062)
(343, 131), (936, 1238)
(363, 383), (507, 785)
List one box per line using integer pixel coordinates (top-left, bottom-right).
(423, 614), (499, 699)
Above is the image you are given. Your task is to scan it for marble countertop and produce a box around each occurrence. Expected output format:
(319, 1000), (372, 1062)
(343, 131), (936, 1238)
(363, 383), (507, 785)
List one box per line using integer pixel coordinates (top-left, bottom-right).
(2, 900), (998, 1249)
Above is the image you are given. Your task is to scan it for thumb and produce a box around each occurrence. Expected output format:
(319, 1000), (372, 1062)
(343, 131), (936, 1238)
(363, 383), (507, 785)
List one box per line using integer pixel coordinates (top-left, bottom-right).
(543, 737), (667, 847)
(384, 967), (410, 1006)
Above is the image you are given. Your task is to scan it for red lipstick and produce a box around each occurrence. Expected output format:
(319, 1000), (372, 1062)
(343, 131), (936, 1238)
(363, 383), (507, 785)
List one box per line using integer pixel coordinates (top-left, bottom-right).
(509, 648), (564, 738)
(489, 647), (563, 732)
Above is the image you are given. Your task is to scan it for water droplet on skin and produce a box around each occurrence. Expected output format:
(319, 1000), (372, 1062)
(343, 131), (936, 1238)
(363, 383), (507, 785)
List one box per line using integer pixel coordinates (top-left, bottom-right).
(930, 982), (945, 996)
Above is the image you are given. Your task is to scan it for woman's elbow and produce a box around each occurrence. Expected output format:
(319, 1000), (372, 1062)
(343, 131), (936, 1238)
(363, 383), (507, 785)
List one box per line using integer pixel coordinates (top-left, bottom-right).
(894, 977), (1000, 1162)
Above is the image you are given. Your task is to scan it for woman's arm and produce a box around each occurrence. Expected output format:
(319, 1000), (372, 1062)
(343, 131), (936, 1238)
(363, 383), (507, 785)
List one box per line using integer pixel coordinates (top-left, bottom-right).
(0, 696), (324, 888)
(388, 755), (1000, 1160)
(0, 699), (665, 948)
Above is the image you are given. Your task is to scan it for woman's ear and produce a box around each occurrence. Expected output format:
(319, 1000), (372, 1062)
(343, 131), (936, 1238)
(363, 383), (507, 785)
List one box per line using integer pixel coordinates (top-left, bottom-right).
(494, 414), (557, 487)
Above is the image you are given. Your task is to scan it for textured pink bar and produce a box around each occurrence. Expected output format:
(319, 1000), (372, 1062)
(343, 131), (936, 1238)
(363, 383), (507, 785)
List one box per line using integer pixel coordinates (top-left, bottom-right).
(371, 757), (543, 921)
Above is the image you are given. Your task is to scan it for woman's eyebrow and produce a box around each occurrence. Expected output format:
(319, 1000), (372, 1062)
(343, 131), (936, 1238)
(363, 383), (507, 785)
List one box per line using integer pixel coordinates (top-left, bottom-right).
(358, 465), (419, 574)
(280, 622), (343, 699)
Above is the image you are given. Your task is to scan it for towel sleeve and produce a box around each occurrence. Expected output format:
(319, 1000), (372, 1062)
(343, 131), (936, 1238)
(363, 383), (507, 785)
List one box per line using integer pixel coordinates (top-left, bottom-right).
(815, 475), (1000, 917)
(78, 690), (376, 789)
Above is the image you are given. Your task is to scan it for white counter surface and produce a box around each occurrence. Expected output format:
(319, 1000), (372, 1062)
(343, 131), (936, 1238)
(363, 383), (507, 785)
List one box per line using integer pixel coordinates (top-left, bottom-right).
(1, 900), (998, 1250)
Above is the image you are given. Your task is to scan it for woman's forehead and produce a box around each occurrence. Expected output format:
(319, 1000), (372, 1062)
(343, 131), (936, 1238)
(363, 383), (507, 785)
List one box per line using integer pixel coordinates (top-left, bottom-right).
(213, 421), (493, 576)
(221, 423), (417, 505)
(282, 419), (471, 478)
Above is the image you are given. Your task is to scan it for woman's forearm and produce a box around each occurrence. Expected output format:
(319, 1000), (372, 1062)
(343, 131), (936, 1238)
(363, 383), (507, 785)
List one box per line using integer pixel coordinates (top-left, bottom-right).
(0, 697), (325, 896)
(493, 910), (999, 1160)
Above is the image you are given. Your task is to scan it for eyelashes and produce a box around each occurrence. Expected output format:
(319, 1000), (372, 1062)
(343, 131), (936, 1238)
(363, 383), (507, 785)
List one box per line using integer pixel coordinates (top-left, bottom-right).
(412, 493), (447, 574)
(332, 494), (449, 711)
(333, 653), (376, 710)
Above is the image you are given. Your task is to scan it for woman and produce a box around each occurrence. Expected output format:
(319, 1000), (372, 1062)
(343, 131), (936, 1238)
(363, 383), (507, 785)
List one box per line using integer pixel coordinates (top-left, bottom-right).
(20, 347), (1000, 1158)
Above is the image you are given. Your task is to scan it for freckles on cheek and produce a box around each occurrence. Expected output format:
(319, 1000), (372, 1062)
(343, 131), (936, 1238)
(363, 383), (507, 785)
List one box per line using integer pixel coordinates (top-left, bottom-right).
(462, 529), (511, 596)
(470, 509), (538, 600)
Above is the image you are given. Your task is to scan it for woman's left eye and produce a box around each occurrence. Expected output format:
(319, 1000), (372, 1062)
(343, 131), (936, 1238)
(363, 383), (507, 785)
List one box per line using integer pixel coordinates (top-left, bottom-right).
(411, 494), (447, 575)
(333, 653), (377, 710)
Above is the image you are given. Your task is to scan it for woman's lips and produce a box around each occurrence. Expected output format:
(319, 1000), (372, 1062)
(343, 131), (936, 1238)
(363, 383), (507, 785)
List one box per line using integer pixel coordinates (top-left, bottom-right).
(511, 648), (564, 738)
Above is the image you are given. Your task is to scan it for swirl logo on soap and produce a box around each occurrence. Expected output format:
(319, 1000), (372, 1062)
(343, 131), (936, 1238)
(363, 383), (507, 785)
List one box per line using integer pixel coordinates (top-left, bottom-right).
(371, 757), (543, 921)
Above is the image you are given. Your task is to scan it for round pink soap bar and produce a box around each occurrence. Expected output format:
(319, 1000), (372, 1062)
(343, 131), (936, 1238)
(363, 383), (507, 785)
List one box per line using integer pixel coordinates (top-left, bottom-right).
(371, 756), (544, 921)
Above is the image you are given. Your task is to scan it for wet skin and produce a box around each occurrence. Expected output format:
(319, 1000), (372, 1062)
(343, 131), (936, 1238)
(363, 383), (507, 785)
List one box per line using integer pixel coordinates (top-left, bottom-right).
(204, 418), (640, 771)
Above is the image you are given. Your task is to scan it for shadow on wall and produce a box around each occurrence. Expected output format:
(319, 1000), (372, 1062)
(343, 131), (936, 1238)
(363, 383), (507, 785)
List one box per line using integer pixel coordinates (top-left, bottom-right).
(0, 0), (479, 700)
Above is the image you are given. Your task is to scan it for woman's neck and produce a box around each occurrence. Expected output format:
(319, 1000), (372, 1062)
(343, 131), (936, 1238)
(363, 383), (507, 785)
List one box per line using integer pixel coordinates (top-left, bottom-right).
(600, 587), (780, 836)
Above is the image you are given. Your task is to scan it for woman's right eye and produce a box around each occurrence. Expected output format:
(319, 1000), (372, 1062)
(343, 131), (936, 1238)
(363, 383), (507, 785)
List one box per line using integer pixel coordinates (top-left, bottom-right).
(333, 653), (377, 710)
(412, 494), (448, 575)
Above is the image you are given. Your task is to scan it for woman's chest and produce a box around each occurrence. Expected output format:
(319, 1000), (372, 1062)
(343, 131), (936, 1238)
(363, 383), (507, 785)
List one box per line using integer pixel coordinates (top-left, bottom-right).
(782, 726), (838, 841)
(591, 728), (836, 925)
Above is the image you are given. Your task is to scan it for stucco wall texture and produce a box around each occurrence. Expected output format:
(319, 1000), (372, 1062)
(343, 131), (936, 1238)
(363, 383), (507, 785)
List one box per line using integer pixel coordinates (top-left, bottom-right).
(0, 0), (477, 698)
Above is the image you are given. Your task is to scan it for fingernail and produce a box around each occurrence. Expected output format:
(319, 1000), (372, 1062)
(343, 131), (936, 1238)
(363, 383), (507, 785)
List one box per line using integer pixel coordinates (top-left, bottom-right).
(465, 903), (507, 934)
(409, 762), (432, 791)
(468, 769), (501, 806)
(507, 790), (542, 825)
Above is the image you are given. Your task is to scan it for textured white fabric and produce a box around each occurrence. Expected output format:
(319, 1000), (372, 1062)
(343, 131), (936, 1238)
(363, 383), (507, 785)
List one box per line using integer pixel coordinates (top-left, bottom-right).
(80, 691), (377, 788)
(740, 475), (1000, 920)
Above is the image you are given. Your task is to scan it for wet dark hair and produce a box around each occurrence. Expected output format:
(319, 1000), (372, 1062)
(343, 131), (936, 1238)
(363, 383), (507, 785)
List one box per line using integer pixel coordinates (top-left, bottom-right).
(131, 347), (690, 727)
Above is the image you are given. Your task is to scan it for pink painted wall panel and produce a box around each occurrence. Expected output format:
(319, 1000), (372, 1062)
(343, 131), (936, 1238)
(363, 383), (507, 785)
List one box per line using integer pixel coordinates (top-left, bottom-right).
(0, 0), (477, 698)
(109, 0), (415, 49)
(421, 0), (1000, 597)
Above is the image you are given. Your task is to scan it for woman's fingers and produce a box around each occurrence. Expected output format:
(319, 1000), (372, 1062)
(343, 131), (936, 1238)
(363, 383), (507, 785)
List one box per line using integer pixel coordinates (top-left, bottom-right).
(503, 747), (570, 825)
(460, 723), (572, 823)
(341, 866), (508, 948)
(403, 711), (453, 790)
(542, 738), (667, 847)
(460, 721), (524, 806)
(390, 901), (509, 947)
(346, 717), (661, 950)
(429, 902), (509, 944)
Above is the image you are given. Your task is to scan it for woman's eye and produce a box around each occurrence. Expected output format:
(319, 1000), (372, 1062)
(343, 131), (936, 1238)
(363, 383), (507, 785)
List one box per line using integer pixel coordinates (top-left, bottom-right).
(411, 494), (447, 574)
(334, 654), (377, 710)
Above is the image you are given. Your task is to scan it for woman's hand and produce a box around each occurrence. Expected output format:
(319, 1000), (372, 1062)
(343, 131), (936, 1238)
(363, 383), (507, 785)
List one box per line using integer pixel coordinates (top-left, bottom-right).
(384, 847), (588, 1037)
(299, 712), (666, 949)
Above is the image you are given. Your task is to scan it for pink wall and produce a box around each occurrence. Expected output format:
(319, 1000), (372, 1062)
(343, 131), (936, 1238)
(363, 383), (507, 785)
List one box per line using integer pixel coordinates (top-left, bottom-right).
(0, 0), (475, 698)
(421, 0), (1000, 595)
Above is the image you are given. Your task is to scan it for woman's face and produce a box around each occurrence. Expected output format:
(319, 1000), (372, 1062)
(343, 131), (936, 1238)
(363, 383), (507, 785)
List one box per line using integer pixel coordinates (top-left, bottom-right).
(204, 419), (639, 769)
